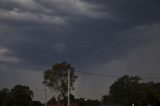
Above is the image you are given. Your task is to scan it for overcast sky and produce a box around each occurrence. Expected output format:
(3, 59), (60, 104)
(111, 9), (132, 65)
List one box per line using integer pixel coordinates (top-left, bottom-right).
(0, 0), (160, 102)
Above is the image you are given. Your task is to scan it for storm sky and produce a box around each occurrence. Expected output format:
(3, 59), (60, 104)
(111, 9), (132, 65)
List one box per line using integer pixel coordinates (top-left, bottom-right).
(0, 0), (160, 102)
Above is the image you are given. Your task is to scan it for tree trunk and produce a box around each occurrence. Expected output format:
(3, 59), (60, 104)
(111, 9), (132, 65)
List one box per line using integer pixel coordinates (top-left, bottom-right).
(62, 94), (67, 106)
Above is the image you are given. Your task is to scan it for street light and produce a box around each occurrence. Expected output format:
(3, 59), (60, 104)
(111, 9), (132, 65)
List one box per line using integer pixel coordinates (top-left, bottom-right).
(84, 98), (87, 106)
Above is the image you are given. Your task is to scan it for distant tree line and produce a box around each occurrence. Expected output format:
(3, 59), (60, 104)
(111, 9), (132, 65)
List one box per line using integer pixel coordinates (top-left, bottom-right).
(1, 62), (160, 106)
(103, 75), (160, 106)
(1, 75), (160, 106)
(0, 85), (43, 106)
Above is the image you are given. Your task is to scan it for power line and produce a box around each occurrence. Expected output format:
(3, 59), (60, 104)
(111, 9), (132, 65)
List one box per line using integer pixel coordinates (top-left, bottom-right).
(141, 77), (160, 80)
(75, 71), (160, 80)
(76, 71), (119, 78)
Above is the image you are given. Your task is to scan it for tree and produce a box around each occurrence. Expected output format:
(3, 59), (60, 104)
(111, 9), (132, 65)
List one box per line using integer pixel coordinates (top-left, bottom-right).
(76, 98), (100, 106)
(109, 75), (141, 106)
(107, 75), (160, 106)
(10, 85), (33, 106)
(43, 62), (78, 106)
(138, 82), (160, 106)
(32, 101), (43, 106)
(47, 96), (56, 105)
(154, 83), (160, 105)
(102, 95), (112, 105)
(0, 85), (33, 106)
(0, 88), (10, 106)
(69, 94), (75, 102)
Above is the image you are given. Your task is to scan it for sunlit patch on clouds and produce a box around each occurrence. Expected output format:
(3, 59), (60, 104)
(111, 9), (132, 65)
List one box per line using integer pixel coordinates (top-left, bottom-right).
(0, 9), (66, 25)
(0, 0), (51, 13)
(0, 0), (110, 26)
(38, 0), (109, 18)
(0, 46), (19, 63)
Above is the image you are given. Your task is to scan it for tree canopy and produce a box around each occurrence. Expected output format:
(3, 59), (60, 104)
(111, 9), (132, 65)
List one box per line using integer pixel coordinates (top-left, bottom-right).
(0, 88), (10, 106)
(10, 85), (33, 106)
(43, 62), (78, 106)
(103, 75), (160, 106)
(0, 85), (33, 106)
(32, 101), (43, 106)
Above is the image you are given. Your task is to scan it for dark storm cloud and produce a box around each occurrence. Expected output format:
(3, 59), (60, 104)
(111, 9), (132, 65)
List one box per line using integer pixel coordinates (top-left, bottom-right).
(84, 0), (160, 30)
(115, 1), (160, 25)
(0, 0), (109, 68)
(0, 0), (160, 69)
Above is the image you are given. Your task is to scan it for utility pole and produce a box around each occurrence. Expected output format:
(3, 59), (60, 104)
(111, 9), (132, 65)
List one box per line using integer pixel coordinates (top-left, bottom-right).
(68, 69), (70, 106)
(44, 88), (47, 106)
(57, 96), (60, 106)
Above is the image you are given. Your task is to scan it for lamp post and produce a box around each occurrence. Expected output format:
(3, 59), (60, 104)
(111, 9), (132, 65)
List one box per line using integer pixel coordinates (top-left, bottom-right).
(84, 98), (87, 106)
(68, 69), (70, 106)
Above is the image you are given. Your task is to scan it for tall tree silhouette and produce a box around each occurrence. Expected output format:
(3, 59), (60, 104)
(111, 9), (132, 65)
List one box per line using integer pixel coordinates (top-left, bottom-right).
(43, 62), (77, 106)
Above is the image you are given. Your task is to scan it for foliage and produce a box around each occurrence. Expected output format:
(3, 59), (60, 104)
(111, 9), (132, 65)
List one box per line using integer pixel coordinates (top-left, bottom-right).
(32, 101), (43, 106)
(10, 85), (33, 106)
(43, 62), (78, 106)
(69, 94), (75, 102)
(0, 88), (10, 106)
(102, 95), (112, 105)
(47, 96), (57, 105)
(104, 75), (160, 106)
(109, 75), (141, 105)
(76, 98), (100, 106)
(0, 85), (33, 106)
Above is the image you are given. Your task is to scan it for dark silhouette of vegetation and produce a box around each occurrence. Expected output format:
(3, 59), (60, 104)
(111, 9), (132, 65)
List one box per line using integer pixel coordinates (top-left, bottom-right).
(1, 73), (160, 106)
(0, 85), (33, 106)
(43, 62), (78, 106)
(69, 94), (76, 103)
(103, 75), (160, 106)
(0, 88), (10, 106)
(75, 98), (100, 106)
(47, 96), (57, 105)
(47, 94), (76, 106)
(32, 101), (43, 106)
